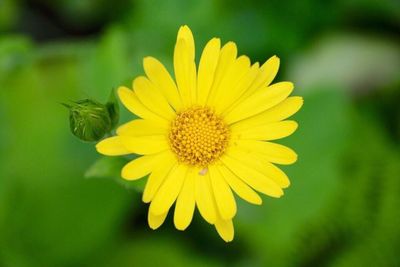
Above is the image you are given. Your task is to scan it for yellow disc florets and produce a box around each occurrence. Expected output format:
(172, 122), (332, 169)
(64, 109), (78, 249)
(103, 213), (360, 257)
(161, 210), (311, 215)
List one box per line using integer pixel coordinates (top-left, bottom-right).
(169, 107), (230, 167)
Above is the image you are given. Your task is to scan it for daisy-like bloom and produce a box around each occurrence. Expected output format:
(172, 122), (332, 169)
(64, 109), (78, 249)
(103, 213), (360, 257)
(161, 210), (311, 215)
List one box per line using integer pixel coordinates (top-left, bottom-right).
(96, 25), (303, 242)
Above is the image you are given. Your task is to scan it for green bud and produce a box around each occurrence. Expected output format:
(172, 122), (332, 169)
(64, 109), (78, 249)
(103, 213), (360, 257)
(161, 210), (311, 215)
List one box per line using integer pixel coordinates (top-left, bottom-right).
(64, 99), (112, 142)
(63, 88), (120, 142)
(64, 89), (120, 142)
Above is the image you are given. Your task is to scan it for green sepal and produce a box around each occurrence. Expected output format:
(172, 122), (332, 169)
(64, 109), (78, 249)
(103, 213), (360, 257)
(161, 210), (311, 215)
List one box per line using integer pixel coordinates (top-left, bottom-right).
(106, 88), (120, 130)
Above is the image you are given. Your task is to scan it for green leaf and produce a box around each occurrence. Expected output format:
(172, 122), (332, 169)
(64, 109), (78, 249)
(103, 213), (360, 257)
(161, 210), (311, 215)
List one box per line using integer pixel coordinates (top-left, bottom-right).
(86, 156), (146, 192)
(85, 156), (127, 178)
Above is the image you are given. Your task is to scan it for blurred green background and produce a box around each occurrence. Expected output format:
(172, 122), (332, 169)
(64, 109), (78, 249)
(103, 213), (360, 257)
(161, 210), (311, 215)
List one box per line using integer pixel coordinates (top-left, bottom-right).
(0, 0), (399, 266)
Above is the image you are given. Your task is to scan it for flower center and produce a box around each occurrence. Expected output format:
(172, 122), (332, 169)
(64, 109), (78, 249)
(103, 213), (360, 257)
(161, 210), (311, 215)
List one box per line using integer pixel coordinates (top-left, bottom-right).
(169, 107), (230, 167)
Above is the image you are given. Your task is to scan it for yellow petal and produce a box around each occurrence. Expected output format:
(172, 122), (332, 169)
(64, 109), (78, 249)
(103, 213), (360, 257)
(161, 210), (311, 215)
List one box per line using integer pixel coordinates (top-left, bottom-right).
(232, 120), (298, 141)
(174, 168), (196, 230)
(148, 211), (168, 230)
(223, 82), (294, 124)
(119, 135), (169, 155)
(240, 55), (280, 99)
(174, 35), (196, 107)
(209, 165), (237, 220)
(197, 38), (221, 106)
(264, 162), (290, 188)
(177, 25), (195, 60)
(133, 76), (175, 120)
(143, 56), (183, 111)
(142, 152), (176, 203)
(205, 42), (237, 106)
(195, 171), (217, 224)
(177, 26), (196, 104)
(214, 217), (234, 242)
(96, 136), (130, 156)
(121, 152), (168, 180)
(232, 96), (303, 130)
(227, 146), (290, 188)
(217, 165), (262, 205)
(220, 155), (283, 198)
(235, 140), (298, 165)
(149, 163), (188, 215)
(212, 55), (251, 113)
(216, 62), (260, 114)
(117, 86), (168, 126)
(116, 119), (168, 136)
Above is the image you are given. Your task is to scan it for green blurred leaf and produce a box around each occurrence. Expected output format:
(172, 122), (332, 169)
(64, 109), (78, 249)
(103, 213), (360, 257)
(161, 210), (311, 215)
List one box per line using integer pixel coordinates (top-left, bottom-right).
(85, 156), (128, 179)
(86, 156), (146, 192)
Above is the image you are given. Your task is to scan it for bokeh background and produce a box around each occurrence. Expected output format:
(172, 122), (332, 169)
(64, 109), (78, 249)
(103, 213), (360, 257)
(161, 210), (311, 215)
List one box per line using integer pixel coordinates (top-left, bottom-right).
(1, 0), (399, 266)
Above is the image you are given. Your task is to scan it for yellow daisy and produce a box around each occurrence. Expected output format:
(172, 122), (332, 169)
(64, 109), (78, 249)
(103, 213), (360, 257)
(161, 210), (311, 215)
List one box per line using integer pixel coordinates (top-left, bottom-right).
(96, 25), (303, 242)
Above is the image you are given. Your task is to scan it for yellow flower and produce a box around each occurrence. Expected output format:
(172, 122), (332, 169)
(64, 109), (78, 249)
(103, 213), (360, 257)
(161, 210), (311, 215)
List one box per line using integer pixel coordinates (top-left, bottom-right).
(96, 25), (303, 242)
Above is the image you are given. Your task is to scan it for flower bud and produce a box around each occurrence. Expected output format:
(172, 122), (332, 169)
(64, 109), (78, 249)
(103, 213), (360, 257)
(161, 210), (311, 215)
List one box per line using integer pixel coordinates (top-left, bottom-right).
(64, 99), (112, 142)
(64, 89), (119, 142)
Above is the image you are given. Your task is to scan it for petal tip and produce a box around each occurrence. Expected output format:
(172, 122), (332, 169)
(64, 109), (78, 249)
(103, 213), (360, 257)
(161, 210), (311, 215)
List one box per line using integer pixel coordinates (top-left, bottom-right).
(117, 86), (130, 95)
(292, 153), (298, 163)
(180, 24), (190, 30)
(226, 41), (237, 48)
(298, 96), (304, 106)
(143, 56), (154, 65)
(219, 231), (234, 242)
(255, 199), (263, 205)
(177, 25), (193, 39)
(148, 221), (162, 230)
(142, 194), (151, 203)
(292, 121), (299, 131)
(174, 223), (189, 231)
(271, 55), (280, 61)
(287, 81), (295, 91)
(95, 142), (102, 153)
(117, 86), (132, 102)
(95, 143), (108, 156)
(283, 181), (291, 189)
(120, 169), (130, 180)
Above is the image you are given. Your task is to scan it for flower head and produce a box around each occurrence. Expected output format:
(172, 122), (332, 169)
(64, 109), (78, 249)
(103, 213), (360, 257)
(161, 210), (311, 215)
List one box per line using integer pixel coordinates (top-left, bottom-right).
(96, 26), (303, 242)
